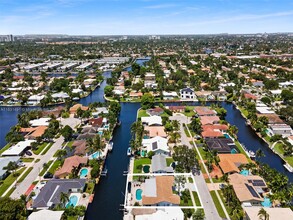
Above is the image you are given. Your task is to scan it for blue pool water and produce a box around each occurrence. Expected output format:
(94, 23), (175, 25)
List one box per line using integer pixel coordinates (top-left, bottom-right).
(231, 148), (238, 154)
(261, 197), (272, 207)
(66, 195), (78, 208)
(240, 169), (249, 176)
(80, 168), (89, 178)
(136, 189), (142, 200)
(98, 131), (103, 135)
(224, 134), (230, 138)
(90, 151), (101, 159)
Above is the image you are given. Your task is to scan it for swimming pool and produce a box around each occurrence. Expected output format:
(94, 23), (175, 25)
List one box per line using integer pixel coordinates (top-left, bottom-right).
(231, 148), (238, 154)
(80, 168), (89, 178)
(89, 151), (101, 159)
(224, 134), (230, 138)
(136, 189), (142, 201)
(143, 165), (150, 173)
(240, 169), (249, 176)
(66, 195), (78, 208)
(98, 131), (103, 135)
(261, 197), (272, 207)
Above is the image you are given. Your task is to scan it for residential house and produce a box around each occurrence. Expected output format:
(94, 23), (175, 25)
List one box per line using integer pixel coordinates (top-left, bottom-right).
(141, 116), (163, 126)
(268, 124), (293, 137)
(162, 91), (178, 100)
(72, 140), (87, 156)
(55, 155), (88, 178)
(20, 126), (47, 140)
(144, 126), (167, 138)
(194, 107), (217, 116)
(180, 88), (195, 100)
(243, 207), (293, 220)
(0, 156), (20, 179)
(229, 173), (267, 206)
(218, 154), (249, 174)
(142, 136), (169, 155)
(204, 138), (237, 154)
(69, 104), (89, 115)
(142, 176), (180, 206)
(200, 116), (220, 125)
(28, 210), (64, 220)
(146, 107), (164, 116)
(134, 208), (184, 220)
(151, 154), (173, 173)
(2, 140), (35, 156)
(88, 117), (104, 127)
(32, 179), (86, 209)
(144, 73), (157, 88)
(167, 106), (186, 113)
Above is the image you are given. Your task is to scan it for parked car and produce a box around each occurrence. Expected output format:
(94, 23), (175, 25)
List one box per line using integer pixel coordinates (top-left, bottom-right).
(44, 172), (53, 179)
(25, 151), (32, 156)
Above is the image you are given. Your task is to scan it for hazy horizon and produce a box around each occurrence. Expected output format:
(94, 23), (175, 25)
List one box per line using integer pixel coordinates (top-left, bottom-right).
(1, 0), (293, 35)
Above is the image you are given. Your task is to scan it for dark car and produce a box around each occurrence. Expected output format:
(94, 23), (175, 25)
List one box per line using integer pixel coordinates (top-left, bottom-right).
(44, 172), (53, 179)
(25, 151), (32, 156)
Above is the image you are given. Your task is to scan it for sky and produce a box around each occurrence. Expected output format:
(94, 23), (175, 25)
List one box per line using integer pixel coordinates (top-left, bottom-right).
(0, 0), (293, 35)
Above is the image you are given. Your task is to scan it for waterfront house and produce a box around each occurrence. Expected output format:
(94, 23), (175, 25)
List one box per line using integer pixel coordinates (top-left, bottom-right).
(20, 126), (47, 140)
(200, 116), (220, 125)
(243, 207), (293, 220)
(144, 126), (167, 138)
(146, 107), (164, 116)
(151, 154), (173, 173)
(180, 87), (195, 100)
(218, 154), (249, 174)
(88, 117), (104, 127)
(195, 107), (217, 116)
(27, 94), (45, 105)
(32, 179), (86, 209)
(142, 136), (169, 155)
(2, 140), (35, 156)
(28, 210), (64, 220)
(129, 92), (143, 99)
(204, 138), (237, 154)
(134, 208), (184, 220)
(92, 107), (109, 116)
(55, 155), (88, 179)
(167, 106), (186, 113)
(29, 118), (51, 127)
(162, 91), (178, 100)
(141, 116), (163, 126)
(229, 173), (266, 206)
(0, 156), (20, 179)
(268, 124), (293, 137)
(72, 140), (87, 156)
(69, 104), (89, 115)
(142, 176), (180, 206)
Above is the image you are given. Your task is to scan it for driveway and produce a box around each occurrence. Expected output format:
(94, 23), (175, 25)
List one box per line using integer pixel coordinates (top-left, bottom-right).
(10, 136), (65, 199)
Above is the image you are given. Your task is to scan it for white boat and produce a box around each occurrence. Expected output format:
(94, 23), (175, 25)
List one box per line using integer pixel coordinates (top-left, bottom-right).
(248, 150), (256, 159)
(127, 147), (132, 156)
(108, 141), (113, 152)
(284, 163), (293, 172)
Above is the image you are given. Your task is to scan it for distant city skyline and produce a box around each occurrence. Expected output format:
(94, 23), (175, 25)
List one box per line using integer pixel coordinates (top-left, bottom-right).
(1, 0), (293, 35)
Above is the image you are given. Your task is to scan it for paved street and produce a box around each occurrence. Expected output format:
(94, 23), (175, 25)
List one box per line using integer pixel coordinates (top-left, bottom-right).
(170, 113), (224, 220)
(10, 136), (64, 199)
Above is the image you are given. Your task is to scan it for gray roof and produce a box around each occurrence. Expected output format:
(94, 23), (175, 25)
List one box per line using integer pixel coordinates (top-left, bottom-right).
(77, 133), (96, 140)
(0, 156), (20, 177)
(181, 88), (194, 93)
(32, 179), (86, 208)
(151, 154), (173, 173)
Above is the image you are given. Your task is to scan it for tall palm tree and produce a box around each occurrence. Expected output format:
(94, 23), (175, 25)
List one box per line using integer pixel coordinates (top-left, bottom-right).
(258, 207), (269, 220)
(60, 192), (69, 208)
(5, 161), (18, 176)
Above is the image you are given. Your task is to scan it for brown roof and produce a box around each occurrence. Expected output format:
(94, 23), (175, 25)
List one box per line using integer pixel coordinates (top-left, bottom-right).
(55, 155), (88, 177)
(200, 116), (220, 125)
(144, 126), (167, 138)
(88, 117), (103, 127)
(72, 140), (87, 155)
(70, 104), (89, 114)
(194, 107), (216, 116)
(142, 176), (180, 205)
(229, 173), (264, 202)
(257, 114), (284, 124)
(29, 126), (47, 138)
(244, 93), (257, 100)
(202, 130), (223, 138)
(202, 124), (228, 131)
(168, 106), (186, 112)
(129, 92), (143, 97)
(20, 127), (37, 133)
(218, 154), (249, 174)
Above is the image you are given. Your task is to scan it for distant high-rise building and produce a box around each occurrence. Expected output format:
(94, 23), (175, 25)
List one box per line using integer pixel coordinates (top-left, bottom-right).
(149, 35), (160, 40)
(0, 34), (14, 42)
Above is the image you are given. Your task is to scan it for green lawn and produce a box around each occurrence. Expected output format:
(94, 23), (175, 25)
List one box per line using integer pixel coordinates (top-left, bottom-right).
(188, 177), (194, 183)
(192, 191), (201, 206)
(35, 159), (40, 163)
(0, 167), (26, 196)
(33, 142), (49, 155)
(183, 106), (196, 117)
(218, 190), (235, 218)
(0, 143), (12, 155)
(137, 109), (149, 119)
(85, 182), (95, 194)
(39, 160), (53, 176)
(17, 167), (33, 183)
(184, 128), (191, 137)
(133, 158), (151, 173)
(180, 191), (193, 206)
(48, 160), (62, 174)
(210, 190), (226, 218)
(197, 147), (208, 160)
(20, 157), (34, 163)
(274, 143), (293, 166)
(239, 107), (249, 118)
(41, 142), (54, 155)
(166, 158), (174, 166)
(234, 141), (252, 162)
(3, 187), (15, 198)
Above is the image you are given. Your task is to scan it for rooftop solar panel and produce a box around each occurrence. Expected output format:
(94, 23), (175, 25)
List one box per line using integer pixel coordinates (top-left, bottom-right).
(245, 183), (260, 198)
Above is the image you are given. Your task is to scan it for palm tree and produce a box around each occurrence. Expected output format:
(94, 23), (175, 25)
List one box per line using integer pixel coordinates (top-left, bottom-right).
(60, 192), (69, 208)
(4, 161), (18, 176)
(258, 207), (269, 220)
(256, 149), (265, 159)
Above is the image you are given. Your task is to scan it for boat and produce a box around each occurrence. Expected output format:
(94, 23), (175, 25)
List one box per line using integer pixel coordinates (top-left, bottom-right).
(127, 147), (132, 156)
(101, 167), (108, 176)
(284, 163), (293, 172)
(117, 120), (121, 126)
(108, 141), (113, 152)
(248, 150), (256, 159)
(72, 97), (80, 101)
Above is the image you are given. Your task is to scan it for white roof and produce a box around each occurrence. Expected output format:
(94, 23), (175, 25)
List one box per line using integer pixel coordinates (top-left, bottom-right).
(163, 91), (178, 97)
(243, 207), (293, 220)
(29, 117), (51, 126)
(28, 95), (45, 101)
(142, 136), (169, 153)
(72, 88), (83, 94)
(270, 89), (282, 95)
(144, 178), (157, 197)
(136, 209), (184, 220)
(52, 92), (70, 99)
(0, 156), (21, 176)
(2, 140), (35, 156)
(256, 107), (275, 114)
(28, 210), (64, 220)
(141, 116), (162, 126)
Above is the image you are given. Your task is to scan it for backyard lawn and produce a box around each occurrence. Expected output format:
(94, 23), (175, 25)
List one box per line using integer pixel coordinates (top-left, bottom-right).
(137, 109), (149, 119)
(133, 158), (151, 173)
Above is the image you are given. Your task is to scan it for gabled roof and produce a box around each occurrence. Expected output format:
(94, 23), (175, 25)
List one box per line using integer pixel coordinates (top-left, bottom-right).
(142, 136), (169, 153)
(200, 116), (220, 125)
(144, 126), (167, 138)
(151, 154), (173, 173)
(55, 155), (88, 177)
(195, 107), (216, 116)
(28, 210), (64, 220)
(218, 154), (249, 173)
(141, 116), (163, 126)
